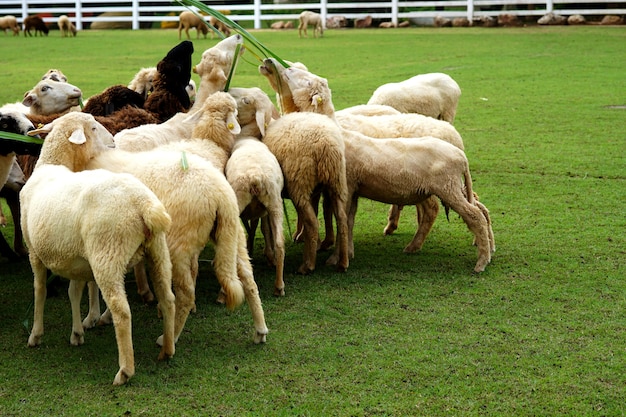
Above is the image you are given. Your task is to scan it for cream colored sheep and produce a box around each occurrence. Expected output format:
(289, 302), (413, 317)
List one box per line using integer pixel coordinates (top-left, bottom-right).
(266, 62), (494, 271)
(228, 87), (280, 139)
(191, 34), (244, 111)
(85, 146), (267, 346)
(127, 67), (157, 99)
(178, 10), (209, 40)
(57, 15), (76, 37)
(299, 11), (323, 38)
(209, 16), (231, 38)
(22, 112), (176, 385)
(260, 110), (350, 274)
(335, 104), (400, 117)
(0, 15), (20, 35)
(21, 79), (83, 116)
(367, 73), (461, 123)
(41, 69), (68, 83)
(226, 136), (286, 296)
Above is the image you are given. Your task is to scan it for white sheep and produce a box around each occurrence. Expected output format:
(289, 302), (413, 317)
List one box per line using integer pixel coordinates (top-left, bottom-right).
(21, 79), (83, 116)
(191, 34), (244, 111)
(228, 87), (280, 139)
(84, 144), (268, 346)
(21, 112), (176, 385)
(127, 67), (196, 103)
(335, 104), (400, 117)
(265, 62), (494, 272)
(299, 11), (324, 38)
(367, 72), (461, 123)
(57, 15), (76, 37)
(0, 15), (20, 35)
(41, 69), (68, 83)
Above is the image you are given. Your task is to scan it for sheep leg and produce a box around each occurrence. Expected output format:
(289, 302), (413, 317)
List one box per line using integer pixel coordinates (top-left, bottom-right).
(383, 204), (403, 235)
(327, 194), (357, 266)
(245, 217), (260, 258)
(260, 216), (275, 266)
(68, 280), (86, 346)
(324, 191), (350, 272)
(403, 197), (440, 253)
(167, 259), (196, 345)
(132, 262), (154, 304)
(1, 187), (28, 257)
(475, 200), (496, 254)
(295, 202), (319, 274)
(27, 255), (48, 347)
(447, 198), (491, 272)
(266, 210), (285, 297)
(233, 227), (268, 342)
(145, 233), (176, 360)
(96, 272), (135, 386)
(319, 193), (335, 251)
(83, 281), (103, 329)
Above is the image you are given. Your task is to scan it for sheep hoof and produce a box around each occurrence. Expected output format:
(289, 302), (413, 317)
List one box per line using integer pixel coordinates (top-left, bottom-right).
(82, 314), (100, 329)
(254, 329), (268, 344)
(139, 290), (155, 304)
(383, 224), (397, 235)
(318, 238), (334, 251)
(157, 347), (174, 361)
(273, 287), (285, 297)
(27, 333), (42, 347)
(70, 331), (85, 346)
(113, 368), (134, 386)
(297, 263), (314, 275)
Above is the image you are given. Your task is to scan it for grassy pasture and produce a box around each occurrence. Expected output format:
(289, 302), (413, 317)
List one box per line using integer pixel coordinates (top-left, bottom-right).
(0, 26), (625, 416)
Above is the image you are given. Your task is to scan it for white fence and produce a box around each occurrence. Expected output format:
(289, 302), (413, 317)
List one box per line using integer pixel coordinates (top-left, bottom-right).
(1, 0), (624, 30)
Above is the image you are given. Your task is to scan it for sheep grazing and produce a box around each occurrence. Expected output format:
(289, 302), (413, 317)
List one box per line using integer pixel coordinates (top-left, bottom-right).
(299, 11), (323, 38)
(209, 16), (231, 38)
(23, 15), (49, 37)
(21, 112), (176, 385)
(275, 65), (494, 272)
(144, 40), (194, 122)
(22, 79), (82, 116)
(0, 15), (20, 36)
(191, 34), (244, 111)
(178, 10), (209, 40)
(367, 73), (462, 123)
(57, 15), (76, 37)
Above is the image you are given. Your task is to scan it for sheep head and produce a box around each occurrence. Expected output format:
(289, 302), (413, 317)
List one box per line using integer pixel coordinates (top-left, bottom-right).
(185, 91), (241, 152)
(153, 40), (194, 107)
(258, 58), (309, 115)
(128, 67), (158, 99)
(41, 69), (68, 83)
(281, 66), (334, 116)
(228, 87), (279, 139)
(29, 112), (114, 172)
(22, 79), (83, 116)
(193, 34), (244, 90)
(0, 111), (40, 156)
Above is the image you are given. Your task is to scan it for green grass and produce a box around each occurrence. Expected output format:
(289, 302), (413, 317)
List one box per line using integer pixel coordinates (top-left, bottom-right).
(1, 26), (625, 416)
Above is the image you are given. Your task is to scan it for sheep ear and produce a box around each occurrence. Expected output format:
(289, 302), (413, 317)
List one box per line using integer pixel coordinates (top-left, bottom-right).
(183, 109), (203, 124)
(22, 91), (37, 108)
(28, 121), (54, 136)
(68, 128), (87, 145)
(311, 94), (323, 108)
(227, 112), (241, 136)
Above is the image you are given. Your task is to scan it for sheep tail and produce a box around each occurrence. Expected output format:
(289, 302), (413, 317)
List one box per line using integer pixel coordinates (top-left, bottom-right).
(211, 203), (246, 311)
(463, 162), (475, 205)
(142, 201), (172, 241)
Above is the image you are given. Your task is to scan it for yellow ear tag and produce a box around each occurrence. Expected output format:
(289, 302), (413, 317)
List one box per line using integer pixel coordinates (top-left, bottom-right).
(228, 123), (235, 130)
(317, 96), (323, 104)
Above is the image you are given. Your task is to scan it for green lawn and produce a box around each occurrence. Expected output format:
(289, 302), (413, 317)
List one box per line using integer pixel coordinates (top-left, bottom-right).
(0, 26), (625, 416)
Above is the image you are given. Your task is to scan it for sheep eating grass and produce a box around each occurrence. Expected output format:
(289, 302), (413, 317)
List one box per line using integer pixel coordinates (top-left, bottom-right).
(21, 112), (176, 385)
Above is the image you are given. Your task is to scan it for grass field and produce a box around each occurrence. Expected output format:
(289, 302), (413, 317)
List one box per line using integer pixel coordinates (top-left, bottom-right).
(0, 26), (625, 416)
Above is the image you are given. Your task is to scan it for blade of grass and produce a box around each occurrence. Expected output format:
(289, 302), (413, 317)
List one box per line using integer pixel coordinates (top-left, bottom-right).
(0, 131), (44, 145)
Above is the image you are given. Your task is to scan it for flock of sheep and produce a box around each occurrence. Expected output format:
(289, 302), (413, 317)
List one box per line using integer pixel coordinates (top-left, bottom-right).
(0, 33), (494, 385)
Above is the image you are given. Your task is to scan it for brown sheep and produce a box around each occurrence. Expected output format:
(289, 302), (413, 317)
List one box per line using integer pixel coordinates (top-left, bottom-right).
(0, 15), (20, 36)
(23, 15), (49, 36)
(178, 10), (208, 39)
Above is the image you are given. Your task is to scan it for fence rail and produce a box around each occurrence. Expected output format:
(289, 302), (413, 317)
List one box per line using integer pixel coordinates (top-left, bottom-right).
(1, 0), (624, 31)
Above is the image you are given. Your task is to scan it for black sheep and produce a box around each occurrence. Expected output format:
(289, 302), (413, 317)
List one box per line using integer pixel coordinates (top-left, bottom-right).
(23, 15), (49, 37)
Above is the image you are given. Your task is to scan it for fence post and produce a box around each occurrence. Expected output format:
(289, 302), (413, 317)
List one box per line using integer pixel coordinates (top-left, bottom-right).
(467, 0), (474, 22)
(546, 0), (554, 12)
(74, 0), (83, 30)
(132, 0), (139, 30)
(321, 0), (328, 29)
(20, 0), (27, 21)
(254, 0), (261, 29)
(391, 0), (398, 25)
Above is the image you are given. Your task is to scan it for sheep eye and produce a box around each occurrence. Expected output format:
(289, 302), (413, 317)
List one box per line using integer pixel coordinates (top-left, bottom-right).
(41, 86), (50, 92)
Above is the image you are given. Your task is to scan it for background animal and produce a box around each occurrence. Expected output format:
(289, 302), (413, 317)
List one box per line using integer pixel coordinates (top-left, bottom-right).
(178, 10), (208, 39)
(298, 11), (323, 38)
(57, 15), (76, 37)
(23, 15), (49, 36)
(0, 15), (20, 35)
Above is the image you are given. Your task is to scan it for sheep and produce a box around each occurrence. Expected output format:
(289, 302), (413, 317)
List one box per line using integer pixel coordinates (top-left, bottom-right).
(21, 112), (176, 385)
(0, 15), (20, 36)
(41, 68), (68, 83)
(225, 136), (286, 296)
(178, 10), (209, 40)
(209, 16), (231, 38)
(367, 73), (462, 123)
(128, 67), (158, 99)
(57, 15), (76, 37)
(22, 79), (82, 116)
(83, 142), (268, 347)
(228, 87), (280, 139)
(335, 104), (400, 117)
(273, 64), (494, 272)
(299, 11), (323, 38)
(191, 34), (244, 112)
(144, 40), (194, 122)
(23, 15), (49, 37)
